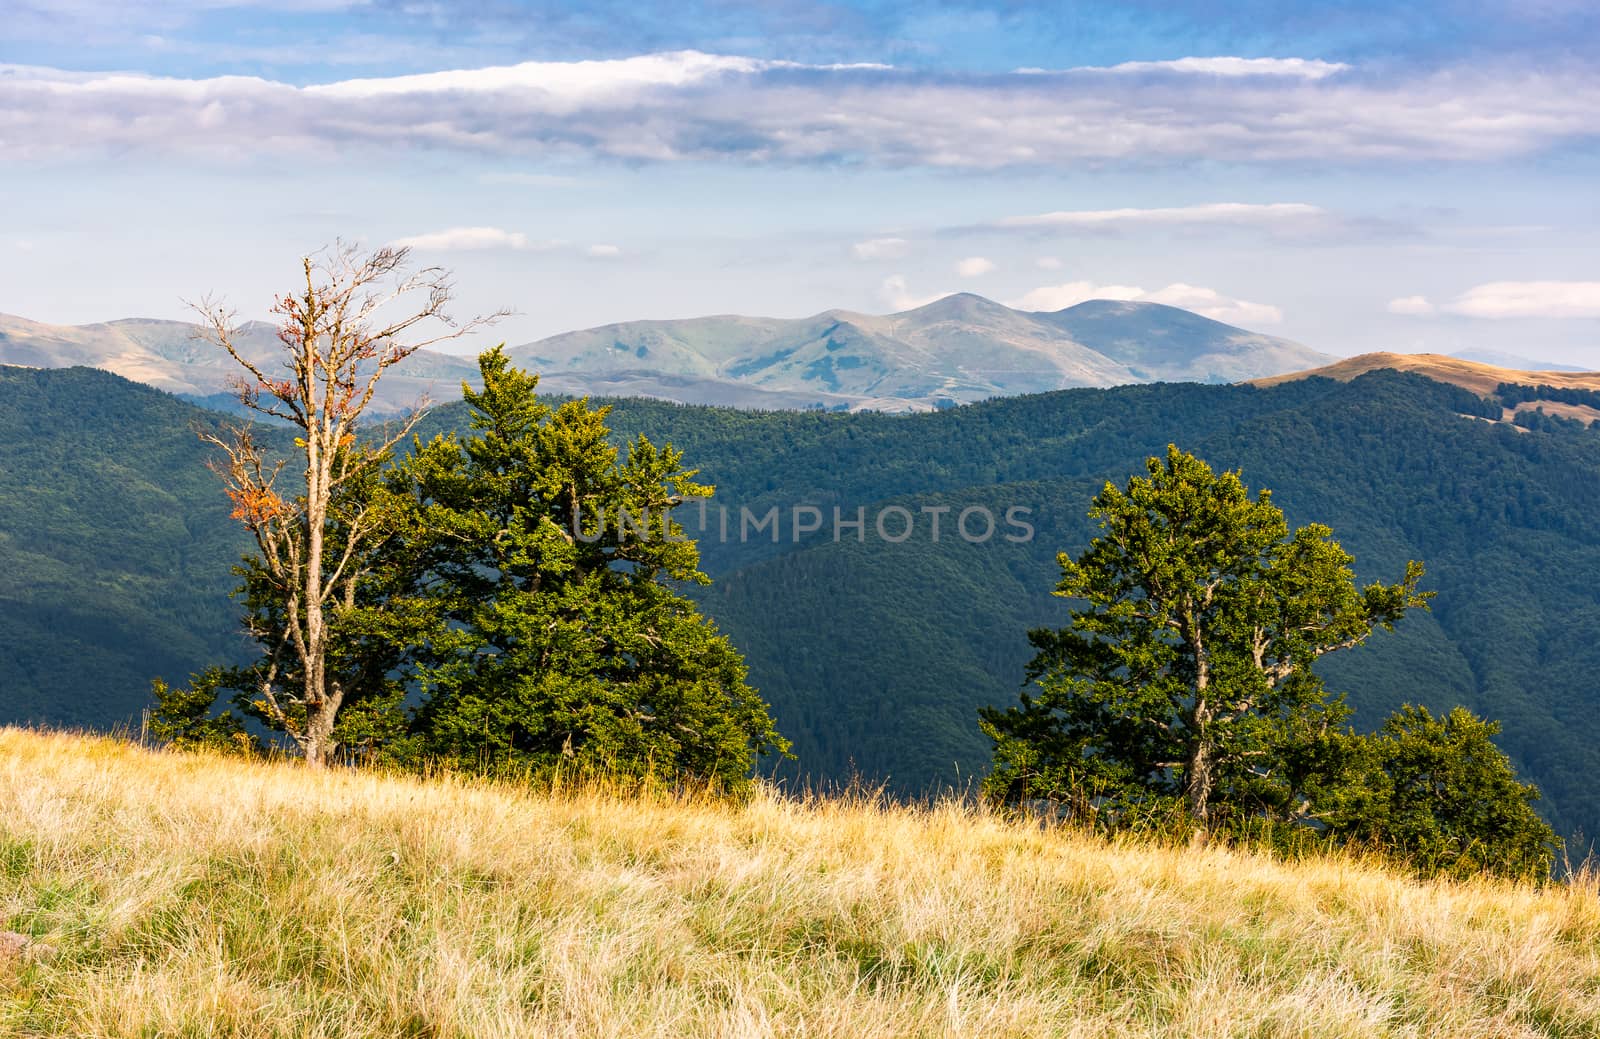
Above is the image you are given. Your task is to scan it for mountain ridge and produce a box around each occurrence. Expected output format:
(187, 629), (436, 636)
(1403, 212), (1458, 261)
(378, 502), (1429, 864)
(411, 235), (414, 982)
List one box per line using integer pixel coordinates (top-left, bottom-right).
(0, 295), (1332, 413)
(506, 295), (1333, 409)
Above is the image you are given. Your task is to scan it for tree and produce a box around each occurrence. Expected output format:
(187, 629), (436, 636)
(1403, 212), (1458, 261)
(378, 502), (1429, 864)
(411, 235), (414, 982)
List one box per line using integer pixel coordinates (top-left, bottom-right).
(156, 454), (421, 763)
(1332, 706), (1558, 881)
(980, 446), (1431, 831)
(190, 244), (500, 767)
(394, 348), (788, 790)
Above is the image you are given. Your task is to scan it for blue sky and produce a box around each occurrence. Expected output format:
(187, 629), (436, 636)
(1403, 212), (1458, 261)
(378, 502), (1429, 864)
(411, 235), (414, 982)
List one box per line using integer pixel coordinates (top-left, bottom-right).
(3, 0), (1599, 363)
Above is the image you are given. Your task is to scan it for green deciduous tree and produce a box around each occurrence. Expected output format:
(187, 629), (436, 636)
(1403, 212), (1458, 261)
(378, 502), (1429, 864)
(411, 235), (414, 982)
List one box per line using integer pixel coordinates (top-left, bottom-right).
(393, 347), (789, 790)
(148, 670), (262, 755)
(980, 446), (1431, 831)
(1331, 705), (1558, 881)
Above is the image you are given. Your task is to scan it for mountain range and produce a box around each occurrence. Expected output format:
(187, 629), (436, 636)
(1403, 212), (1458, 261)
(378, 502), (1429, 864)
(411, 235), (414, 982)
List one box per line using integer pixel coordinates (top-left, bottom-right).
(0, 295), (1332, 413)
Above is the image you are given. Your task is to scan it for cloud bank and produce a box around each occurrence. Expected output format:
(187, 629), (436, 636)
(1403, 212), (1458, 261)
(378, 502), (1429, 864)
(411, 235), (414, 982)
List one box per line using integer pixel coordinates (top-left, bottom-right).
(1012, 280), (1283, 325)
(1068, 57), (1351, 79)
(5, 52), (1600, 167)
(1391, 282), (1600, 319)
(390, 226), (537, 251)
(987, 202), (1330, 233)
(853, 237), (911, 260)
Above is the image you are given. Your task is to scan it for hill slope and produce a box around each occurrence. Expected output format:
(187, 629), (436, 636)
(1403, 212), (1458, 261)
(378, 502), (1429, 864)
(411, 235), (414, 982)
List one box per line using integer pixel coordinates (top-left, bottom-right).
(1255, 353), (1600, 426)
(3, 727), (1596, 1038)
(1252, 351), (1600, 396)
(0, 366), (266, 726)
(8, 365), (1600, 842)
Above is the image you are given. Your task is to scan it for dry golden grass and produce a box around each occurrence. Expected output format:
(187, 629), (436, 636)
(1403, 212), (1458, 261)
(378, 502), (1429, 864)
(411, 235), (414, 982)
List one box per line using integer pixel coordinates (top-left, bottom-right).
(1248, 352), (1600, 397)
(2, 726), (1598, 1038)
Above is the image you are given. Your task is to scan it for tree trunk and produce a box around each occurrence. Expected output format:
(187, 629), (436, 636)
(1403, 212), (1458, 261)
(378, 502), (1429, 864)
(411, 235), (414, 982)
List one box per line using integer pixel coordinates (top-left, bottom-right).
(1185, 736), (1213, 823)
(1185, 607), (1214, 825)
(303, 703), (338, 769)
(300, 420), (330, 767)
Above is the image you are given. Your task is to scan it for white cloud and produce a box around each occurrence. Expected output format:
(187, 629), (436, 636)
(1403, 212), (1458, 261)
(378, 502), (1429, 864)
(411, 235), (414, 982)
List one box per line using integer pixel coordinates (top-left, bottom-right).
(390, 226), (531, 251)
(1443, 281), (1600, 318)
(1011, 280), (1283, 324)
(990, 202), (1329, 233)
(1087, 57), (1351, 80)
(1035, 256), (1063, 270)
(389, 227), (619, 258)
(852, 237), (910, 261)
(1388, 295), (1437, 316)
(5, 55), (1600, 167)
(1140, 283), (1284, 325)
(1011, 280), (1147, 310)
(955, 256), (995, 277)
(878, 274), (944, 311)
(304, 51), (770, 102)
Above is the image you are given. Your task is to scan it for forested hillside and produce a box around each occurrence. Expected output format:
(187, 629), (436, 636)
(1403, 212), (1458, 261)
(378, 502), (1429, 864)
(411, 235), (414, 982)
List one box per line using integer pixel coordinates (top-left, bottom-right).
(5, 363), (1600, 840)
(0, 369), (269, 726)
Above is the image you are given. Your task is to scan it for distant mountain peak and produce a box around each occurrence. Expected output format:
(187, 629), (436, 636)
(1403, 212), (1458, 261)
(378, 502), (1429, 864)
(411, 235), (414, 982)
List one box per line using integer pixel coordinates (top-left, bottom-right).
(895, 292), (1010, 317)
(1048, 298), (1152, 316)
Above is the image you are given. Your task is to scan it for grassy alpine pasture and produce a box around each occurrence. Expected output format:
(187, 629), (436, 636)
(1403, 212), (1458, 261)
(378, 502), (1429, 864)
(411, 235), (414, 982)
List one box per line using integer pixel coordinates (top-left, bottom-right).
(2, 727), (1598, 1038)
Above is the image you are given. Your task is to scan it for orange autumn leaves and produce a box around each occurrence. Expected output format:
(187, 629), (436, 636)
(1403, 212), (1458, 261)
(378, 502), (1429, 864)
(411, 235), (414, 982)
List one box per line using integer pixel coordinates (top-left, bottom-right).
(226, 484), (289, 527)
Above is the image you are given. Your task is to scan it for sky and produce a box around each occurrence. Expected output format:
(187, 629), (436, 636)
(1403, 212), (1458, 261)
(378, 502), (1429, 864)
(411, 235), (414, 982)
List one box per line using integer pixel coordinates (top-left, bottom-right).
(2, 0), (1599, 364)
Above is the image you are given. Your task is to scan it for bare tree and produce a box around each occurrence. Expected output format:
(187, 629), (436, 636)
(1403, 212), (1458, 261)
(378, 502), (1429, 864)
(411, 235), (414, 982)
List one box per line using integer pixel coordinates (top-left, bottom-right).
(192, 243), (502, 767)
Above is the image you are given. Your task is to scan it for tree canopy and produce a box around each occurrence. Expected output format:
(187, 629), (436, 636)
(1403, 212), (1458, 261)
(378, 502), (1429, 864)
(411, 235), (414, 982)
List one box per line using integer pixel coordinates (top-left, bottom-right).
(1329, 705), (1556, 881)
(394, 348), (789, 789)
(155, 347), (788, 793)
(981, 446), (1432, 827)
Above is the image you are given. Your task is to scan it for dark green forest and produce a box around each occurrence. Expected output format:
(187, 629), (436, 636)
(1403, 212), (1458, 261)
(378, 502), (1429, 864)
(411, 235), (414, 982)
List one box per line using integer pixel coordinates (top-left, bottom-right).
(4, 364), (1600, 842)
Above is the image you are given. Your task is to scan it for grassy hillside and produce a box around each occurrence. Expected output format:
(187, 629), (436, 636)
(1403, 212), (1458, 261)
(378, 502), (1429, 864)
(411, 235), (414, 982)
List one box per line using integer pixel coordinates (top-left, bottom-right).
(3, 728), (1598, 1038)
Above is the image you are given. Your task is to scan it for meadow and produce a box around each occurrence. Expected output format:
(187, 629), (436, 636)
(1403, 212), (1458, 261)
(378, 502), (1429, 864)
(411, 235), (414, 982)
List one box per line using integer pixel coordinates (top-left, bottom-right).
(2, 726), (1597, 1038)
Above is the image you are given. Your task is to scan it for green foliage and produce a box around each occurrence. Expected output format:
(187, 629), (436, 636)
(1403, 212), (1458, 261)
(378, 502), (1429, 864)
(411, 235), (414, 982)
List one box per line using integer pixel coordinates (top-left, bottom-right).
(394, 348), (788, 791)
(976, 449), (1553, 877)
(1497, 381), (1600, 411)
(133, 349), (787, 788)
(147, 671), (262, 755)
(1330, 705), (1558, 881)
(978, 447), (1430, 830)
(1512, 407), (1591, 433)
(151, 442), (419, 765)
